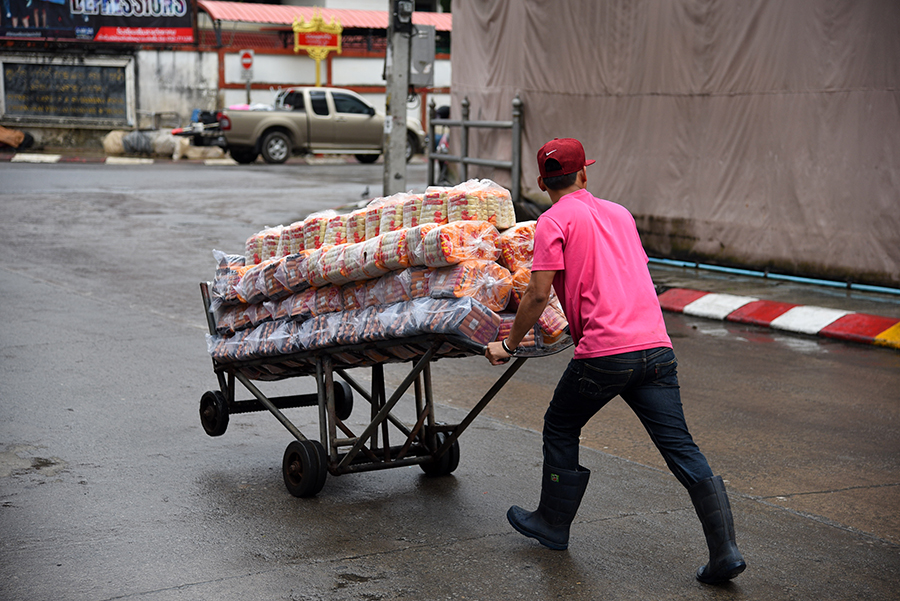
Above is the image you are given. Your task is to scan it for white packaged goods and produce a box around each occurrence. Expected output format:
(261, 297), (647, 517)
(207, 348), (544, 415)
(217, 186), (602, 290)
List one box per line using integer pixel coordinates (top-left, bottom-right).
(420, 186), (449, 225)
(346, 208), (367, 244)
(324, 213), (349, 246)
(376, 229), (410, 271)
(378, 193), (407, 234)
(406, 223), (438, 266)
(401, 193), (424, 228)
(303, 210), (336, 250)
(364, 198), (385, 239)
(282, 221), (306, 255)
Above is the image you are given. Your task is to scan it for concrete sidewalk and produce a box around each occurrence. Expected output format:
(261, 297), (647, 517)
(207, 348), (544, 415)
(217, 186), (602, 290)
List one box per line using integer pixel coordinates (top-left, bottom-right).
(650, 263), (900, 351)
(0, 147), (415, 166)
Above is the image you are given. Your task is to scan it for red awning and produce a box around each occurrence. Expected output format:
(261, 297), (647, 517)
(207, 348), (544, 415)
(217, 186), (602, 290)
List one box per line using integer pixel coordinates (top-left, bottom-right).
(198, 1), (452, 31)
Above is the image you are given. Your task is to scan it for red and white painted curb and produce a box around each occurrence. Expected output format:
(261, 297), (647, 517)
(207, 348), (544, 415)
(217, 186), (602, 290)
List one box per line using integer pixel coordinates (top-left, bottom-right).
(658, 288), (900, 350)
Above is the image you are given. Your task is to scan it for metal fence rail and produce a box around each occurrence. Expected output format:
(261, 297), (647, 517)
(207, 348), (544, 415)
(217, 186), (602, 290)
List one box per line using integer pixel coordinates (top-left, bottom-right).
(427, 95), (523, 203)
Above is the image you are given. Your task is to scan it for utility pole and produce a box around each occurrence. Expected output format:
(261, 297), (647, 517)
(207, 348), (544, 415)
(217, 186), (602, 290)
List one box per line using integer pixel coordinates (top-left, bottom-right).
(383, 0), (413, 195)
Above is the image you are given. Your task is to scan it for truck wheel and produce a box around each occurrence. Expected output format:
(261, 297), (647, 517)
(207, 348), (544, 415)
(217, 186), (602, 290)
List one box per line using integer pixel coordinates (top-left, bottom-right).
(230, 148), (258, 164)
(406, 132), (419, 162)
(261, 131), (291, 164)
(355, 154), (379, 164)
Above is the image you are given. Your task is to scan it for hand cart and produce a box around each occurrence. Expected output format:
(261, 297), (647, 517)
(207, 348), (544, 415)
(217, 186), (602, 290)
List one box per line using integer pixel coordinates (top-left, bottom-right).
(199, 282), (571, 498)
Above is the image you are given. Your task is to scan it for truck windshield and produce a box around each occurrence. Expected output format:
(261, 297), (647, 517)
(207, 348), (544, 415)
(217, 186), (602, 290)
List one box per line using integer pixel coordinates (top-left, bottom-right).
(309, 91), (329, 116)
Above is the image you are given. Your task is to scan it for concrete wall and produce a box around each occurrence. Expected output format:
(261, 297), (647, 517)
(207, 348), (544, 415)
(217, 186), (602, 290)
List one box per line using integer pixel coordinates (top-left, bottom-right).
(135, 50), (219, 127)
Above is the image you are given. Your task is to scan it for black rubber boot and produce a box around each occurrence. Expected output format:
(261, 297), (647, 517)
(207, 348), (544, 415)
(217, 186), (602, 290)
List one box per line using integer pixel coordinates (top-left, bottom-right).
(507, 464), (590, 550)
(689, 475), (747, 584)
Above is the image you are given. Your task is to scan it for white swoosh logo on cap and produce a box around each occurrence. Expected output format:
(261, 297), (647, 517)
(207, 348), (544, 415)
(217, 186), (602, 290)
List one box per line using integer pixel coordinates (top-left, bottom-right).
(545, 149), (558, 156)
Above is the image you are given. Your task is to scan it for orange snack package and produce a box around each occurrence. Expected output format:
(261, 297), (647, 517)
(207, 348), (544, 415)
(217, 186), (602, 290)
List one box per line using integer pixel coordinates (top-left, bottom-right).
(429, 259), (512, 312)
(422, 220), (500, 267)
(497, 221), (536, 272)
(376, 228), (410, 270)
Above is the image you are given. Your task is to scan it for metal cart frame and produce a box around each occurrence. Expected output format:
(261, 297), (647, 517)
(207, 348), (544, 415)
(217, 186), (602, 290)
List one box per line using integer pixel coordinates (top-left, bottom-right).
(200, 282), (553, 498)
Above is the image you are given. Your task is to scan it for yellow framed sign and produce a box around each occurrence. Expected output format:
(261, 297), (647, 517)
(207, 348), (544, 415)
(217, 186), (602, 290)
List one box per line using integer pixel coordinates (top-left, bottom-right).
(293, 11), (343, 87)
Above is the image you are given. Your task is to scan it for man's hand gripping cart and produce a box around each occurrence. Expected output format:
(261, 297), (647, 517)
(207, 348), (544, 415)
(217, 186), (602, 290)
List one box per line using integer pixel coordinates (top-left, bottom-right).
(199, 282), (571, 498)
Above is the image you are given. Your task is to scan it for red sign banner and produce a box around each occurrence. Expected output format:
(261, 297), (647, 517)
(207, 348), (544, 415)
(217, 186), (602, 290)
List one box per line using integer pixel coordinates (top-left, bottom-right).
(296, 31), (339, 48)
(94, 27), (194, 44)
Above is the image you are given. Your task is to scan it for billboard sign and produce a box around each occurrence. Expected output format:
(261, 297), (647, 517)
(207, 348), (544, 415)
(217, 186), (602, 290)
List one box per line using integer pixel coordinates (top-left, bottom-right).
(0, 0), (194, 44)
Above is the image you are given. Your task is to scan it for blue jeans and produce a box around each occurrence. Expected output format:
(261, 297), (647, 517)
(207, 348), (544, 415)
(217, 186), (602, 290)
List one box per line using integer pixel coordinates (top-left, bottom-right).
(542, 347), (714, 489)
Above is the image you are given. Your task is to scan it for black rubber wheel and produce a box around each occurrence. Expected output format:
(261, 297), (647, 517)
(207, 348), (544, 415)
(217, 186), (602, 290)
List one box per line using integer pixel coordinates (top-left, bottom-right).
(282, 440), (325, 497)
(229, 148), (258, 164)
(308, 439), (329, 493)
(420, 432), (460, 477)
(199, 390), (229, 437)
(406, 131), (418, 162)
(261, 131), (291, 164)
(334, 380), (354, 421)
(355, 153), (379, 164)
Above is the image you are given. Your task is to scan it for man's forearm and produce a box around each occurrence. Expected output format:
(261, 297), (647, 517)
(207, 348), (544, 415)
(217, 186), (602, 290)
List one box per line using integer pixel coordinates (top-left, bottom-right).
(506, 287), (550, 349)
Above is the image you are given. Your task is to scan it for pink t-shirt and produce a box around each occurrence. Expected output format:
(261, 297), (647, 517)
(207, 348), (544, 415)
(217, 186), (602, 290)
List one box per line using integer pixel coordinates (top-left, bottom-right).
(532, 188), (671, 359)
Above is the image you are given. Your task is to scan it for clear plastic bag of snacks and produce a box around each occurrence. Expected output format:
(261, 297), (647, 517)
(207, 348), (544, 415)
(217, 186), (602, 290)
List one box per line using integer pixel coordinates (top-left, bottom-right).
(420, 186), (450, 225)
(401, 193), (424, 228)
(364, 197), (386, 239)
(281, 220), (306, 255)
(429, 260), (512, 312)
(378, 193), (408, 234)
(211, 250), (248, 308)
(305, 245), (334, 288)
(376, 228), (410, 270)
(497, 221), (536, 272)
(274, 250), (313, 293)
(346, 208), (368, 244)
(371, 270), (412, 305)
(302, 210), (336, 250)
(412, 296), (501, 346)
(323, 213), (349, 246)
(405, 223), (438, 266)
(422, 220), (500, 267)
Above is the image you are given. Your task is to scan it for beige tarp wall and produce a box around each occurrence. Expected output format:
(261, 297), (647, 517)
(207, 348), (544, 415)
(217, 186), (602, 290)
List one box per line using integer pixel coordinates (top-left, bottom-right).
(450, 0), (900, 287)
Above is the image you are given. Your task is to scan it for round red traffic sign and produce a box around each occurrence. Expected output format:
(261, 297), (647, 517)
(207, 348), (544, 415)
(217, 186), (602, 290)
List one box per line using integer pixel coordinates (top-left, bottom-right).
(240, 51), (253, 69)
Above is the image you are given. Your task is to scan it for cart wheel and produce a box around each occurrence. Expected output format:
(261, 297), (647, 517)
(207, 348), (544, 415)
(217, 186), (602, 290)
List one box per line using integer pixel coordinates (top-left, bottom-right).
(282, 440), (325, 498)
(199, 390), (229, 437)
(308, 439), (329, 492)
(334, 380), (353, 421)
(420, 432), (460, 477)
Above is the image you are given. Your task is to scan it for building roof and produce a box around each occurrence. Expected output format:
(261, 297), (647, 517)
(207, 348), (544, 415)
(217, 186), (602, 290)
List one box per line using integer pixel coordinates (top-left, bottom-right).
(197, 1), (453, 31)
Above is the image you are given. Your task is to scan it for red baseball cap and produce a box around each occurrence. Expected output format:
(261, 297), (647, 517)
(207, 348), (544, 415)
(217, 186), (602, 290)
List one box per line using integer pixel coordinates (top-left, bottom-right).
(537, 138), (596, 178)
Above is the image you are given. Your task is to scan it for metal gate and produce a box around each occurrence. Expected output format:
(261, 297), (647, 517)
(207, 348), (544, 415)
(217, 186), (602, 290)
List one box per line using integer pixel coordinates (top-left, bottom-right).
(427, 95), (523, 204)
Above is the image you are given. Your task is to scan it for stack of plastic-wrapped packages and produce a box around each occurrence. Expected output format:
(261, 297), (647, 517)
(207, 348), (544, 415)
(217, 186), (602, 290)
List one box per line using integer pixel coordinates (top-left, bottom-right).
(206, 179), (570, 366)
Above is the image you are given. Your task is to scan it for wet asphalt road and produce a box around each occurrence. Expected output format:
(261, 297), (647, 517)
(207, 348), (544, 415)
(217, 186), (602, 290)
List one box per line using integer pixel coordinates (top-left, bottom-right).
(1, 160), (898, 600)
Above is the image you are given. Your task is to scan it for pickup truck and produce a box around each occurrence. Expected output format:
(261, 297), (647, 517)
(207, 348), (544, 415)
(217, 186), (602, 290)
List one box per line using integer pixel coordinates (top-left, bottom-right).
(179, 87), (426, 165)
